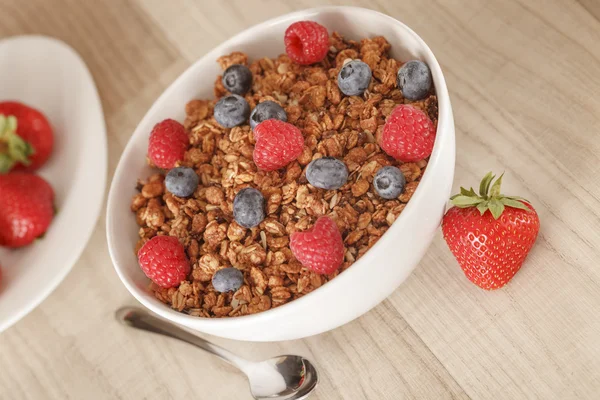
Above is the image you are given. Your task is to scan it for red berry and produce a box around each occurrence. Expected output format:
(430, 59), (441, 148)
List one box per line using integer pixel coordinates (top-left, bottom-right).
(442, 173), (540, 290)
(380, 104), (436, 162)
(253, 119), (304, 171)
(284, 21), (329, 65)
(137, 235), (190, 289)
(0, 101), (54, 173)
(0, 173), (55, 248)
(290, 216), (344, 274)
(148, 119), (189, 169)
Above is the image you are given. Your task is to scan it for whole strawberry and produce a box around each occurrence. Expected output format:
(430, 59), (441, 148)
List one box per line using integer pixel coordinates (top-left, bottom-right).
(147, 119), (189, 169)
(137, 235), (190, 288)
(290, 216), (344, 275)
(442, 173), (540, 290)
(380, 104), (436, 162)
(0, 102), (54, 173)
(0, 173), (55, 247)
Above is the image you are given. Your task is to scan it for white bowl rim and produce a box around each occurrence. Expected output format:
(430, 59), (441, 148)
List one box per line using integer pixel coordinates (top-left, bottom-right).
(107, 5), (452, 329)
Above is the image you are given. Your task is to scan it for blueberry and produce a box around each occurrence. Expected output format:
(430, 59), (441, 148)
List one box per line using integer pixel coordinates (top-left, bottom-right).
(165, 167), (199, 197)
(249, 101), (287, 131)
(214, 94), (250, 128)
(397, 60), (432, 100)
(374, 166), (406, 199)
(222, 64), (253, 95)
(212, 267), (244, 293)
(337, 60), (372, 96)
(306, 157), (349, 190)
(233, 187), (265, 228)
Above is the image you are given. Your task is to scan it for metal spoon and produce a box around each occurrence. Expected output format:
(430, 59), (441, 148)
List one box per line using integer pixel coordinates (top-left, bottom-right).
(116, 307), (318, 400)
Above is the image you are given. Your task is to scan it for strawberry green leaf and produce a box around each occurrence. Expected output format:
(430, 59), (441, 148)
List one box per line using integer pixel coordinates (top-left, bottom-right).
(477, 201), (489, 215)
(451, 187), (476, 200)
(501, 198), (531, 211)
(3, 115), (16, 132)
(489, 172), (504, 197)
(450, 171), (533, 217)
(479, 172), (495, 197)
(461, 187), (477, 197)
(0, 154), (13, 173)
(488, 198), (505, 219)
(451, 195), (485, 207)
(0, 114), (33, 173)
(505, 195), (531, 203)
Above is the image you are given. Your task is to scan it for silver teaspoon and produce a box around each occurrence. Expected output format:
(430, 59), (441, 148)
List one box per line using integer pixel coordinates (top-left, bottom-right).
(116, 307), (318, 400)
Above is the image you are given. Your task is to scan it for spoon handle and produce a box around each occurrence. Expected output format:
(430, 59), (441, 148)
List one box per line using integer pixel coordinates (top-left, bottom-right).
(116, 306), (248, 369)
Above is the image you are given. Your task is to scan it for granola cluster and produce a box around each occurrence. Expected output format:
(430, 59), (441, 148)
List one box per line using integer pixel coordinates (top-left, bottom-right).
(131, 32), (438, 318)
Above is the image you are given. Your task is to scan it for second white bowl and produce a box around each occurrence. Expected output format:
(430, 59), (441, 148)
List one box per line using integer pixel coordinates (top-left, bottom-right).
(106, 6), (455, 341)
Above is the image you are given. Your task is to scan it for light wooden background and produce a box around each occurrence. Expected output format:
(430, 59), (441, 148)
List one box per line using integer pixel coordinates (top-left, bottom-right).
(1, 0), (600, 399)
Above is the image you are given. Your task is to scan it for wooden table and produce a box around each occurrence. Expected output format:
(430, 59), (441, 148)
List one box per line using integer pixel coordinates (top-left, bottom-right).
(2, 0), (600, 399)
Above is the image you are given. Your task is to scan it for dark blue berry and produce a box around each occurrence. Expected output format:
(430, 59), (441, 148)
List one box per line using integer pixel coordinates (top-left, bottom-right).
(249, 101), (287, 130)
(306, 157), (349, 190)
(337, 60), (372, 96)
(222, 64), (253, 95)
(212, 267), (244, 293)
(233, 187), (265, 228)
(165, 167), (199, 197)
(374, 166), (406, 199)
(397, 60), (432, 100)
(214, 94), (250, 128)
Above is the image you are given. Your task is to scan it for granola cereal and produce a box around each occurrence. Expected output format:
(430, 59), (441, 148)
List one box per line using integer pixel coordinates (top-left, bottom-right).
(132, 31), (438, 318)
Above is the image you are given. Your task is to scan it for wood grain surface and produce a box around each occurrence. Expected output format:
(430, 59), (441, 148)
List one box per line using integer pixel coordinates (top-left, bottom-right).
(1, 0), (600, 399)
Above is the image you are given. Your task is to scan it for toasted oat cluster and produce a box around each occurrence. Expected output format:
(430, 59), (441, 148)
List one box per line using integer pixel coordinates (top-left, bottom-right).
(131, 32), (438, 318)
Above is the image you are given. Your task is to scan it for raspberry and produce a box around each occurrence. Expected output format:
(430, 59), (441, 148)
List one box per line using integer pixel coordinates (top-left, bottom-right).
(137, 235), (190, 289)
(253, 119), (304, 171)
(284, 21), (329, 65)
(290, 216), (344, 274)
(380, 104), (436, 162)
(148, 119), (189, 169)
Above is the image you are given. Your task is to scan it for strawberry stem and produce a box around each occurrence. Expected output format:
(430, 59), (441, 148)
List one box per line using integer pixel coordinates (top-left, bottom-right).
(0, 114), (34, 173)
(450, 172), (532, 219)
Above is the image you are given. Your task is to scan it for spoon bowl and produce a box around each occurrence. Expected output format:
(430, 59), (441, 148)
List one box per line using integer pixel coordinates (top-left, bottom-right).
(116, 307), (318, 400)
(247, 356), (318, 399)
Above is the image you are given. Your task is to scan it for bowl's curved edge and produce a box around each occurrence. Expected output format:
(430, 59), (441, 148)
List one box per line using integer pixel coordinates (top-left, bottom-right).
(106, 6), (455, 341)
(0, 35), (108, 333)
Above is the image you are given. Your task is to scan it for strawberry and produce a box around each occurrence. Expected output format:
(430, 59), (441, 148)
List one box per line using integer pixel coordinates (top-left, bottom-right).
(442, 172), (540, 290)
(290, 216), (344, 274)
(147, 119), (189, 169)
(0, 101), (54, 173)
(253, 119), (304, 171)
(0, 173), (55, 248)
(380, 104), (436, 162)
(137, 235), (190, 288)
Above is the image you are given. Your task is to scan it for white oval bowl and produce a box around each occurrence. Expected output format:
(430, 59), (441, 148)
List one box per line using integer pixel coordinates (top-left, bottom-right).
(107, 6), (455, 341)
(0, 36), (107, 332)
